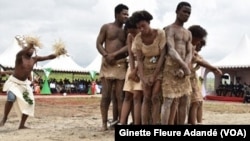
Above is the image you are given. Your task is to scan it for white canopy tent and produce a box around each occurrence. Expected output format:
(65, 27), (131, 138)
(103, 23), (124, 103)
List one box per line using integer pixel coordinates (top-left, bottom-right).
(204, 34), (250, 94)
(0, 39), (20, 68)
(85, 54), (102, 73)
(42, 54), (87, 73)
(213, 34), (250, 68)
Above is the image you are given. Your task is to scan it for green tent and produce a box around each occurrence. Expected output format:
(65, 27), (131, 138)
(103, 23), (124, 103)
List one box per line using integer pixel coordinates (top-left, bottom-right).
(41, 68), (52, 95)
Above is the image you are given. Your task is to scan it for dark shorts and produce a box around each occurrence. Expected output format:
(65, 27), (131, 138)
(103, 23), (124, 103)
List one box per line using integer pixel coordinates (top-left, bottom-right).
(7, 91), (16, 102)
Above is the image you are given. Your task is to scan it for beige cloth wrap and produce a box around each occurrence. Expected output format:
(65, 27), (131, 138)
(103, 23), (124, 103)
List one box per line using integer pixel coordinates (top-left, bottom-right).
(190, 53), (204, 103)
(134, 29), (166, 80)
(123, 38), (143, 92)
(162, 56), (192, 98)
(123, 61), (142, 92)
(99, 57), (127, 80)
(3, 75), (35, 117)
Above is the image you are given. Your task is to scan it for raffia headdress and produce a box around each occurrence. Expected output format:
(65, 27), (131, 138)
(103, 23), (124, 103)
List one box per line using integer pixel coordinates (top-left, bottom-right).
(52, 38), (68, 57)
(15, 35), (42, 49)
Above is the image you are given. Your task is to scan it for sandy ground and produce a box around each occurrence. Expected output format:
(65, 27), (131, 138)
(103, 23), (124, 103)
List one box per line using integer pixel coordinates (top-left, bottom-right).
(0, 94), (250, 141)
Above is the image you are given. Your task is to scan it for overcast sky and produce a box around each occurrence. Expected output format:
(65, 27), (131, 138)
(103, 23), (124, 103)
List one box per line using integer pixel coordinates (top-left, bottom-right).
(0, 0), (250, 68)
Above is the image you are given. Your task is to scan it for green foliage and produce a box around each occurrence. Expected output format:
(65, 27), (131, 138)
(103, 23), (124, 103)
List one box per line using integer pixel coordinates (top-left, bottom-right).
(23, 91), (33, 105)
(206, 77), (215, 92)
(34, 70), (99, 82)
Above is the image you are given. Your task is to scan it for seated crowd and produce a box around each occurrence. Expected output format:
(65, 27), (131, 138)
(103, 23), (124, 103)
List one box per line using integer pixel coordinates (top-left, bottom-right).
(32, 77), (101, 95)
(216, 80), (249, 98)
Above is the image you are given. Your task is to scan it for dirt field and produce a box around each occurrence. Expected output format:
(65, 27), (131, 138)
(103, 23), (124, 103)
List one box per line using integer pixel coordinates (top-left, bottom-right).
(0, 94), (250, 141)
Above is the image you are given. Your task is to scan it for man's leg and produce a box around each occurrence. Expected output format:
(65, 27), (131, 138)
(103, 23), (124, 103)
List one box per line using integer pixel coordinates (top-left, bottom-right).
(112, 80), (125, 124)
(177, 95), (189, 124)
(0, 101), (14, 127)
(188, 101), (199, 125)
(100, 78), (112, 130)
(0, 91), (16, 127)
(111, 84), (118, 124)
(161, 97), (177, 125)
(161, 98), (171, 124)
(18, 114), (29, 129)
(196, 101), (203, 124)
(169, 98), (178, 125)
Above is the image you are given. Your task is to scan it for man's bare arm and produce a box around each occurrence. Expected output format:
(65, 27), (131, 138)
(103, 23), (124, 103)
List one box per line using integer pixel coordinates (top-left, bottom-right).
(96, 24), (108, 57)
(35, 54), (57, 62)
(184, 31), (193, 66)
(111, 45), (128, 59)
(165, 27), (191, 75)
(196, 55), (222, 75)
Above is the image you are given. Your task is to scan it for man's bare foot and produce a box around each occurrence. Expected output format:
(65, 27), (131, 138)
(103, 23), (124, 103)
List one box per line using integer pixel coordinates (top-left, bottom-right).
(109, 120), (118, 127)
(18, 126), (30, 129)
(97, 124), (108, 132)
(108, 120), (118, 130)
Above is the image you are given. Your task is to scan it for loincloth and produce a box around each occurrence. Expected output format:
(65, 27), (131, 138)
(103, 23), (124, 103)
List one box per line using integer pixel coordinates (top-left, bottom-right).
(162, 57), (191, 98)
(99, 57), (127, 80)
(190, 74), (203, 103)
(3, 75), (35, 117)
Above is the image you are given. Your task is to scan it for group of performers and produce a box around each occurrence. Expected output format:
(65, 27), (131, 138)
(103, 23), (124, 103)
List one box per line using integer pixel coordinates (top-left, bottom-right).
(96, 2), (222, 131)
(0, 1), (224, 131)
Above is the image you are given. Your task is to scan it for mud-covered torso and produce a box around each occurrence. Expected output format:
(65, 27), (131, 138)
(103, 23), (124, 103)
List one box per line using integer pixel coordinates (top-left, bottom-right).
(104, 23), (126, 53)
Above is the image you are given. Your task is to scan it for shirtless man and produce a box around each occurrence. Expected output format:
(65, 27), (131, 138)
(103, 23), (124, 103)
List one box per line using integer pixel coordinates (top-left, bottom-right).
(96, 4), (129, 130)
(0, 35), (66, 129)
(161, 1), (193, 125)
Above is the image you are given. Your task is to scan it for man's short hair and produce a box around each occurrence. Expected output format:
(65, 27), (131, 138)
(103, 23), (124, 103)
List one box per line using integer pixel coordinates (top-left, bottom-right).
(176, 1), (191, 12)
(115, 3), (128, 14)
